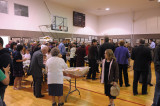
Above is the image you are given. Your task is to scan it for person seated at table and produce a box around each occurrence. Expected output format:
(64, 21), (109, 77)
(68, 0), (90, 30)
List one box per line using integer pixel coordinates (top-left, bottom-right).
(46, 47), (68, 106)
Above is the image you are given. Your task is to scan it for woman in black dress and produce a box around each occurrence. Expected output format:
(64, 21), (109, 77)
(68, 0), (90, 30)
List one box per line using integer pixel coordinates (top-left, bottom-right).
(100, 49), (119, 106)
(13, 45), (27, 90)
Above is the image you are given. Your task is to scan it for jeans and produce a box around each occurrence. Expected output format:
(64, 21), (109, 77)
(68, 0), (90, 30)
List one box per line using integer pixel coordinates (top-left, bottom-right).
(62, 55), (66, 62)
(152, 71), (160, 106)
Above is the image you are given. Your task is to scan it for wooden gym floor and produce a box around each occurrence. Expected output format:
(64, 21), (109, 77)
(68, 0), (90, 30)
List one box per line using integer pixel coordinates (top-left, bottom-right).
(4, 60), (156, 106)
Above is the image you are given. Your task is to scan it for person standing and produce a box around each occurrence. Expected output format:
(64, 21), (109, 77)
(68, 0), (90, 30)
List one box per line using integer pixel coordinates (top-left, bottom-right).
(85, 43), (90, 56)
(0, 66), (10, 106)
(9, 42), (17, 85)
(58, 39), (66, 62)
(13, 45), (27, 90)
(87, 39), (98, 80)
(150, 39), (155, 50)
(30, 45), (48, 98)
(75, 44), (86, 67)
(131, 39), (152, 95)
(70, 44), (76, 67)
(46, 47), (68, 106)
(0, 37), (11, 106)
(139, 43), (153, 86)
(99, 36), (115, 61)
(152, 42), (160, 106)
(100, 49), (119, 106)
(114, 40), (130, 87)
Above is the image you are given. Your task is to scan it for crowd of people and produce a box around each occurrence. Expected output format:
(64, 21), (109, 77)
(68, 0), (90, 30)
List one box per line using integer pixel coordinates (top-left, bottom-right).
(0, 36), (160, 106)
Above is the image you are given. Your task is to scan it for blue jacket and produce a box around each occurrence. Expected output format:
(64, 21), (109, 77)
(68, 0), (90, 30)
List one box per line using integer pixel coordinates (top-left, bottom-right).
(58, 43), (66, 55)
(114, 46), (130, 65)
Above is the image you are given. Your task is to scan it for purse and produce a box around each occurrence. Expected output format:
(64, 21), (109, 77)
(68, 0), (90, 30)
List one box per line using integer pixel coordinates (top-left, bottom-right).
(110, 82), (120, 96)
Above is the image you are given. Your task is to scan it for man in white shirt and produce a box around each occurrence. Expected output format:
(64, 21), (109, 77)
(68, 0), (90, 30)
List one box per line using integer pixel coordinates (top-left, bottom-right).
(150, 39), (155, 49)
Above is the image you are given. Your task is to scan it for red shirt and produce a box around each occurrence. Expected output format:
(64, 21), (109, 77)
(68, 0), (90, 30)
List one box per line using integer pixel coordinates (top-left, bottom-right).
(85, 45), (90, 56)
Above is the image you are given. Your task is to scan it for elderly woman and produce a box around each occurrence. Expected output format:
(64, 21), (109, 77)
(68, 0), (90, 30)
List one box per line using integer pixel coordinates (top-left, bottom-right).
(46, 47), (68, 106)
(101, 49), (119, 106)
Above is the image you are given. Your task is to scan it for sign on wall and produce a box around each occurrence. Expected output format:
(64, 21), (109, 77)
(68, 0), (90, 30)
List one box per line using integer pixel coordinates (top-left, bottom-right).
(14, 3), (29, 17)
(0, 0), (8, 14)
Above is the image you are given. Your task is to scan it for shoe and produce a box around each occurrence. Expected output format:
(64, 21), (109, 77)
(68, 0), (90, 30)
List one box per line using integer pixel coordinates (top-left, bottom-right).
(133, 92), (138, 96)
(86, 77), (91, 79)
(148, 83), (153, 86)
(142, 92), (148, 95)
(18, 87), (26, 89)
(13, 87), (20, 90)
(52, 102), (57, 106)
(36, 95), (45, 98)
(58, 103), (64, 106)
(108, 104), (115, 106)
(125, 84), (130, 87)
(92, 78), (98, 80)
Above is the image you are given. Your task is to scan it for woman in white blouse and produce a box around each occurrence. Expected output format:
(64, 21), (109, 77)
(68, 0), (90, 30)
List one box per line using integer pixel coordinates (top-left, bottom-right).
(70, 44), (76, 67)
(46, 47), (68, 106)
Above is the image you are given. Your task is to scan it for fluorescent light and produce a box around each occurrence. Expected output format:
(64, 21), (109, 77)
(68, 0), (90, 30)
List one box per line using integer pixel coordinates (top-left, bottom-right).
(105, 8), (110, 11)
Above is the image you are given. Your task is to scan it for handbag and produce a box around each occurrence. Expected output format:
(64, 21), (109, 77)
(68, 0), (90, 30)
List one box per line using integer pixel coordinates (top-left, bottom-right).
(110, 82), (120, 96)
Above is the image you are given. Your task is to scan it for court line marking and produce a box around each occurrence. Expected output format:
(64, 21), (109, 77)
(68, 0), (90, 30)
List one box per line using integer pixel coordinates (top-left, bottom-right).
(63, 83), (146, 106)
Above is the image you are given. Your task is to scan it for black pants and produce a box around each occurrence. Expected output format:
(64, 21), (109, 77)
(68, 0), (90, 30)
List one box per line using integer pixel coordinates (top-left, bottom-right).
(118, 64), (129, 86)
(0, 86), (7, 106)
(9, 61), (15, 85)
(62, 55), (66, 62)
(32, 76), (43, 97)
(139, 65), (151, 84)
(70, 58), (76, 67)
(133, 71), (149, 94)
(157, 96), (160, 106)
(87, 59), (97, 79)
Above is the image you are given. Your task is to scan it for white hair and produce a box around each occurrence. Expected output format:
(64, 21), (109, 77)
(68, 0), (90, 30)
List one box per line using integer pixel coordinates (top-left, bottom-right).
(41, 45), (48, 50)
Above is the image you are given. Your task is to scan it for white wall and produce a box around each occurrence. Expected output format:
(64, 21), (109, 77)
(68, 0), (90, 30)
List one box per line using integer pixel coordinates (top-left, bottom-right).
(98, 8), (160, 35)
(98, 12), (132, 35)
(0, 0), (98, 35)
(134, 8), (160, 34)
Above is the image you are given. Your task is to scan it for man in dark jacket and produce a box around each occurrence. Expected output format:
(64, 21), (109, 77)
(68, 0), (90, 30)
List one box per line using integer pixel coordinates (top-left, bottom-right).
(30, 45), (48, 98)
(87, 39), (98, 80)
(131, 39), (152, 95)
(0, 37), (11, 106)
(152, 42), (160, 106)
(99, 36), (115, 60)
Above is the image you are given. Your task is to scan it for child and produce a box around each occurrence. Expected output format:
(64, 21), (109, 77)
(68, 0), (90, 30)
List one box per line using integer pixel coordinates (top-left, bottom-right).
(24, 49), (31, 60)
(100, 49), (119, 106)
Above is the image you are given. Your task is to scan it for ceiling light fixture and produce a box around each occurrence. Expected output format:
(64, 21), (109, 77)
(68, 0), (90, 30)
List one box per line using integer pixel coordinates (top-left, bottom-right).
(158, 0), (160, 2)
(105, 8), (110, 11)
